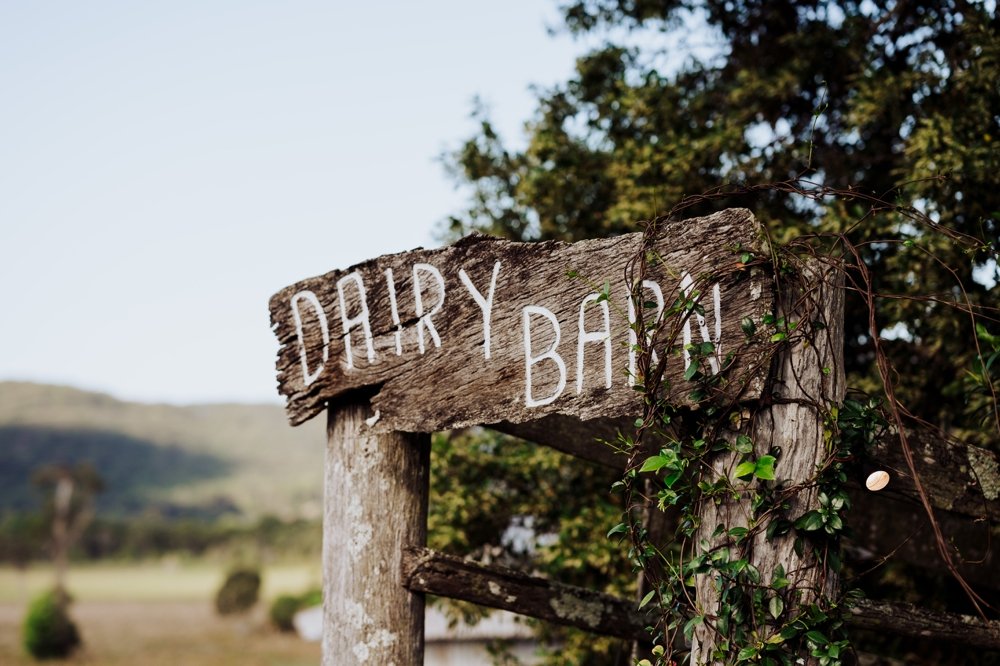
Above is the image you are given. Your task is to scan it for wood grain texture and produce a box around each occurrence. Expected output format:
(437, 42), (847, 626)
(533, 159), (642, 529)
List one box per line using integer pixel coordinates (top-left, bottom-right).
(692, 263), (846, 664)
(870, 428), (1000, 523)
(400, 546), (1000, 649)
(322, 402), (429, 665)
(271, 209), (774, 430)
(848, 599), (1000, 650)
(400, 545), (649, 640)
(846, 490), (1000, 591)
(492, 417), (1000, 524)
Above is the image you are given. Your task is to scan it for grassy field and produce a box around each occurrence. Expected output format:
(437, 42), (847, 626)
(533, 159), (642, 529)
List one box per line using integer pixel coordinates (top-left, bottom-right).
(0, 562), (322, 665)
(0, 561), (321, 604)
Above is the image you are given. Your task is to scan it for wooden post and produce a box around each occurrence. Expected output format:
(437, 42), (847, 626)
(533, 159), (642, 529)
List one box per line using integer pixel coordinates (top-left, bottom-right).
(692, 263), (845, 664)
(323, 401), (430, 665)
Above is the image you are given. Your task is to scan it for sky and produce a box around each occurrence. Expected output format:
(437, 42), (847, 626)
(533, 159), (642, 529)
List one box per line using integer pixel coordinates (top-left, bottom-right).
(0, 1), (593, 404)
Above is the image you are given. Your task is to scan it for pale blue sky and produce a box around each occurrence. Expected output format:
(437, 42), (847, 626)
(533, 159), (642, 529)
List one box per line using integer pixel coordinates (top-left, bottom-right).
(0, 1), (592, 403)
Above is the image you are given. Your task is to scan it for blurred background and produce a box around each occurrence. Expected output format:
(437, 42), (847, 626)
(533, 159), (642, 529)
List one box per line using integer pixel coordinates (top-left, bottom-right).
(2, 1), (997, 664)
(0, 2), (587, 663)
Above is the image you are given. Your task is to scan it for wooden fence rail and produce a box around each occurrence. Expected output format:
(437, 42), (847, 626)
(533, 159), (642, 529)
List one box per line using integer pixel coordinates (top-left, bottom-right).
(402, 546), (1000, 651)
(494, 417), (1000, 523)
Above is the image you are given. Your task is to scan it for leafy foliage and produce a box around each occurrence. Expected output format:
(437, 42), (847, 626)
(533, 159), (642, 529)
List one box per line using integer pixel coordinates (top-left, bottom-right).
(437, 1), (999, 664)
(22, 590), (81, 660)
(269, 594), (303, 632)
(428, 429), (629, 660)
(269, 587), (321, 632)
(445, 0), (999, 441)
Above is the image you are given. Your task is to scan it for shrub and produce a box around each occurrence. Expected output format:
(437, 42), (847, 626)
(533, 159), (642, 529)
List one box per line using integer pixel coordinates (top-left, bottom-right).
(298, 588), (322, 608)
(268, 594), (301, 632)
(22, 590), (81, 659)
(214, 568), (260, 615)
(269, 588), (322, 632)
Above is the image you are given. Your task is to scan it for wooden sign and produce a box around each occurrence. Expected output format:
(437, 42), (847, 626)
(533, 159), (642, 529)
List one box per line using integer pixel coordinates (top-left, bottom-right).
(270, 208), (775, 430)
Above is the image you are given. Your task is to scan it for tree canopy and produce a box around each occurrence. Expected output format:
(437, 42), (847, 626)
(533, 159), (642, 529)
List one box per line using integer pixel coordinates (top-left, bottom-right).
(432, 1), (999, 663)
(446, 0), (998, 440)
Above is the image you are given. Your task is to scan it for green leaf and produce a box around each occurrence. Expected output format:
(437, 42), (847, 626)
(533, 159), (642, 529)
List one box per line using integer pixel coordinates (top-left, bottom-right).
(663, 468), (684, 488)
(606, 523), (628, 539)
(740, 316), (756, 336)
(754, 454), (777, 480)
(639, 454), (670, 473)
(805, 630), (829, 645)
(737, 646), (758, 661)
(682, 615), (703, 641)
(683, 360), (700, 381)
(734, 461), (756, 479)
(728, 526), (749, 539)
(638, 589), (656, 609)
(768, 596), (784, 619)
(770, 332), (787, 343)
(780, 625), (799, 640)
(735, 434), (754, 454)
(795, 510), (824, 531)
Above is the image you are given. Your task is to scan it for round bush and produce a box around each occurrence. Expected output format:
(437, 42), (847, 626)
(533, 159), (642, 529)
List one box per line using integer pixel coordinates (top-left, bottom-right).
(22, 590), (81, 659)
(297, 588), (322, 608)
(268, 594), (301, 632)
(215, 568), (261, 616)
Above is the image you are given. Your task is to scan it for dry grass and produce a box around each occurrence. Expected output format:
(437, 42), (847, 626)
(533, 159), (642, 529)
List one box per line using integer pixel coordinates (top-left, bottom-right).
(0, 562), (321, 603)
(0, 563), (322, 665)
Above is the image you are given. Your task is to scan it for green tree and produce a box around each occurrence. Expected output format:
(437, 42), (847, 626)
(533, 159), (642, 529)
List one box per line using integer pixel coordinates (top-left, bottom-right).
(434, 1), (999, 663)
(447, 0), (998, 434)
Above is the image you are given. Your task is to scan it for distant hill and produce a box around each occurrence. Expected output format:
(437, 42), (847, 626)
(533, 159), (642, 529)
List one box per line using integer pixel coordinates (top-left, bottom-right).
(0, 382), (325, 520)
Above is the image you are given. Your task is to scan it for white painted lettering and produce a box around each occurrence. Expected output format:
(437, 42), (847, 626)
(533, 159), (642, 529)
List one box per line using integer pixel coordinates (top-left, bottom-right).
(627, 280), (665, 386)
(577, 293), (612, 393)
(523, 306), (567, 408)
(290, 290), (329, 386)
(384, 268), (403, 356)
(336, 272), (375, 369)
(413, 263), (445, 354)
(680, 273), (723, 374)
(458, 261), (501, 360)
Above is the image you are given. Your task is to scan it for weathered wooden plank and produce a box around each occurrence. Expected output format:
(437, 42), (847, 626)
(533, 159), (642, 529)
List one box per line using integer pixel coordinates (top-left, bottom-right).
(489, 420), (1000, 524)
(870, 428), (1000, 523)
(845, 491), (1000, 591)
(323, 402), (430, 665)
(270, 209), (775, 429)
(848, 599), (1000, 650)
(400, 545), (649, 640)
(400, 546), (1000, 650)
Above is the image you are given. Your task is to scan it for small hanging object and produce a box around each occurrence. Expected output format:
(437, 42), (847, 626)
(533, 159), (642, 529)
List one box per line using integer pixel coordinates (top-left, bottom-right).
(866, 470), (890, 491)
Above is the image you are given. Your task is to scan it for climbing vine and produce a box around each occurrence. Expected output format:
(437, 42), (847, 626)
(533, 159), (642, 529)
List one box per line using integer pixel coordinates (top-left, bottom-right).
(608, 181), (998, 665)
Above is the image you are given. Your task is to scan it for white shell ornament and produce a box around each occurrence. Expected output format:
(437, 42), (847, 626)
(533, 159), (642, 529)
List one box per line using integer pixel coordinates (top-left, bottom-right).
(866, 470), (890, 491)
